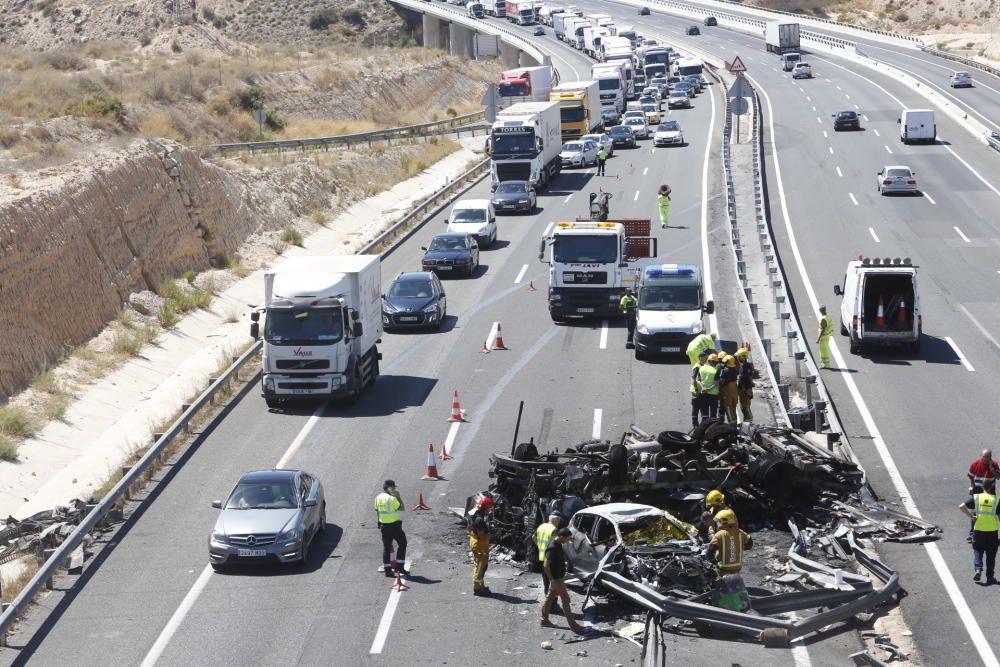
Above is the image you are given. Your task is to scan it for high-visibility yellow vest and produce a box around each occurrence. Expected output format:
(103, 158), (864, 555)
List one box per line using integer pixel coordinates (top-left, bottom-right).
(690, 362), (703, 395)
(374, 492), (401, 524)
(974, 493), (999, 532)
(535, 522), (556, 561)
(699, 364), (719, 395)
(819, 314), (833, 339)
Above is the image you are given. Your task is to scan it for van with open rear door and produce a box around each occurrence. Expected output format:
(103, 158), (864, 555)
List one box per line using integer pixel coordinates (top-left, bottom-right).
(834, 256), (920, 353)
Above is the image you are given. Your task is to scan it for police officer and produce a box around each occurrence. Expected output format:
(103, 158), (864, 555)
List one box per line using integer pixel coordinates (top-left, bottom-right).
(961, 478), (999, 584)
(620, 288), (638, 348)
(374, 480), (407, 577)
(596, 145), (608, 176)
(817, 305), (834, 369)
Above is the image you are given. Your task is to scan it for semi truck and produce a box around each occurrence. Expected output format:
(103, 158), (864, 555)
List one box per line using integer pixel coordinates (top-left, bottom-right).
(253, 255), (382, 407)
(539, 6), (565, 25)
(633, 264), (714, 360)
(833, 256), (921, 353)
(539, 218), (657, 321)
(588, 13), (613, 27)
(673, 57), (704, 78)
(612, 24), (637, 47)
(570, 18), (590, 49)
(467, 2), (484, 18)
(553, 12), (572, 40)
(485, 0), (506, 17)
(551, 80), (602, 139)
(591, 61), (627, 113)
(639, 46), (671, 80)
(488, 101), (563, 190)
(765, 21), (800, 54)
(505, 0), (534, 24)
(498, 65), (553, 102)
(582, 25), (611, 58)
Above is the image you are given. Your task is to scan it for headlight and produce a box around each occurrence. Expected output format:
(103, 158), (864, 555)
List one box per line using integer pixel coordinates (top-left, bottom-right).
(278, 528), (300, 542)
(423, 303), (439, 313)
(549, 290), (562, 300)
(264, 377), (275, 392)
(518, 199), (529, 204)
(637, 323), (649, 334)
(691, 321), (704, 335)
(382, 315), (390, 324)
(211, 531), (227, 543)
(382, 302), (397, 313)
(491, 200), (501, 206)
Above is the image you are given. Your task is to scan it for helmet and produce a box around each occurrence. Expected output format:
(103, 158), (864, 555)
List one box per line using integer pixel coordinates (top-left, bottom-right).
(706, 490), (725, 508)
(707, 353), (718, 363)
(716, 509), (737, 526)
(735, 348), (748, 361)
(658, 184), (671, 195)
(477, 497), (495, 511)
(383, 479), (396, 491)
(819, 304), (827, 312)
(726, 356), (736, 367)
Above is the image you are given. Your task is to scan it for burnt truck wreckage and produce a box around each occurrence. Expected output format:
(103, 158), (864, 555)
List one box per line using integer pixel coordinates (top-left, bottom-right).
(467, 418), (939, 648)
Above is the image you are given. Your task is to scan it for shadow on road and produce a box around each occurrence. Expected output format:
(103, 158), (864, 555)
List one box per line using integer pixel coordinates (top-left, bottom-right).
(214, 523), (345, 577)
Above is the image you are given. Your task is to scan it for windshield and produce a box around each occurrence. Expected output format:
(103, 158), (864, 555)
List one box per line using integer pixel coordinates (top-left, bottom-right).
(641, 104), (656, 112)
(554, 235), (618, 263)
(645, 52), (669, 65)
(452, 208), (487, 223)
(429, 236), (466, 251)
(265, 307), (343, 345)
(559, 104), (585, 122)
(497, 82), (527, 97)
(639, 285), (701, 310)
(225, 481), (298, 510)
(610, 127), (628, 136)
(670, 92), (686, 99)
(598, 78), (619, 90)
(659, 121), (680, 131)
(885, 168), (911, 178)
(838, 111), (856, 119)
(389, 280), (434, 298)
(644, 64), (666, 77)
(562, 142), (584, 152)
(492, 132), (536, 155)
(651, 78), (667, 86)
(626, 118), (644, 126)
(496, 182), (526, 193)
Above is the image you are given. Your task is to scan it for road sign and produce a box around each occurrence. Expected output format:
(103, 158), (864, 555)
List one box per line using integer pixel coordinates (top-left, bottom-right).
(728, 56), (747, 73)
(482, 85), (498, 123)
(727, 75), (750, 100)
(730, 97), (749, 116)
(253, 109), (266, 125)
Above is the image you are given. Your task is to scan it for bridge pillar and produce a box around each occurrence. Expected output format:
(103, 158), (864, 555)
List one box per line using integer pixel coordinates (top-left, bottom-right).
(499, 41), (521, 68)
(449, 23), (474, 59)
(422, 14), (442, 50)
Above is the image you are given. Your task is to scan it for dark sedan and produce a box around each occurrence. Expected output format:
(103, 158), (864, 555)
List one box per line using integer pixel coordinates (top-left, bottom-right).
(601, 107), (622, 127)
(703, 16), (717, 26)
(421, 232), (480, 277)
(608, 124), (637, 148)
(382, 271), (447, 330)
(833, 109), (861, 131)
(491, 180), (537, 213)
(674, 81), (697, 98)
(638, 6), (650, 14)
(685, 25), (700, 35)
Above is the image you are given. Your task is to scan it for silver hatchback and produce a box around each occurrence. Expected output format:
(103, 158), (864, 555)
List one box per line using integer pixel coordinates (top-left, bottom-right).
(209, 469), (326, 569)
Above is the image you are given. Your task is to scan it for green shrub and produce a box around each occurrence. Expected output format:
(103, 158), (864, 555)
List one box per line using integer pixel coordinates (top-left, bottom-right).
(112, 330), (143, 356)
(171, 40), (183, 53)
(0, 436), (17, 461)
(0, 405), (35, 438)
(85, 93), (125, 123)
(281, 226), (303, 246)
(158, 301), (180, 328)
(309, 8), (339, 30)
(342, 8), (365, 27)
(183, 270), (197, 284)
(264, 109), (285, 131)
(234, 85), (265, 111)
(894, 12), (908, 22)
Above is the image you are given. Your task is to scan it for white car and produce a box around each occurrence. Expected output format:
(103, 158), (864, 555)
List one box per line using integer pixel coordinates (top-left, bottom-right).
(582, 133), (614, 157)
(667, 90), (691, 109)
(560, 139), (599, 167)
(653, 120), (684, 146)
(641, 87), (661, 101)
(950, 71), (973, 88)
(648, 77), (669, 97)
(876, 165), (917, 195)
(623, 115), (649, 139)
(791, 62), (812, 79)
(446, 198), (497, 246)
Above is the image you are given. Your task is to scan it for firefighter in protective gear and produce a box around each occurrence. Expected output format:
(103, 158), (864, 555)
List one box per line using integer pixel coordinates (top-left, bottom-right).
(691, 351), (710, 427)
(735, 348), (754, 422)
(961, 478), (1000, 583)
(620, 288), (638, 348)
(686, 332), (717, 366)
(817, 305), (834, 369)
(706, 509), (753, 575)
(374, 480), (407, 577)
(535, 513), (562, 594)
(718, 355), (740, 424)
(697, 353), (720, 419)
(468, 496), (494, 595)
(657, 184), (671, 229)
(700, 489), (730, 536)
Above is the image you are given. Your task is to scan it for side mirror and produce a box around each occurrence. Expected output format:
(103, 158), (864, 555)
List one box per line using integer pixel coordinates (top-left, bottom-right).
(351, 310), (360, 321)
(250, 322), (260, 339)
(897, 118), (901, 124)
(443, 218), (449, 224)
(303, 498), (318, 508)
(421, 246), (427, 251)
(250, 311), (260, 322)
(353, 322), (363, 337)
(538, 239), (546, 262)
(704, 300), (715, 315)
(212, 500), (222, 509)
(833, 285), (842, 296)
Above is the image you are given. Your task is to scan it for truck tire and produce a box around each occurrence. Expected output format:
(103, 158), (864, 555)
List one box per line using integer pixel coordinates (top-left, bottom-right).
(608, 444), (628, 485)
(514, 441), (539, 461)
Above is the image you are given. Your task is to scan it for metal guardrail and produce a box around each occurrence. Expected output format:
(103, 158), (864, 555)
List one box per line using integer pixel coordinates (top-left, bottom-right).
(918, 46), (1000, 80)
(0, 341), (262, 644)
(206, 111), (485, 156)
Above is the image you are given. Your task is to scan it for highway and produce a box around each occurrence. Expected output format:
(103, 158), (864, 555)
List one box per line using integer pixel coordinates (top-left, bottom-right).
(7, 3), (1000, 666)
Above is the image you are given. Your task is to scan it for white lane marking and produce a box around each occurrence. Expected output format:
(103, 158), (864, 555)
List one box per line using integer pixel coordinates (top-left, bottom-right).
(277, 403), (327, 469)
(849, 192), (859, 206)
(564, 194), (573, 203)
(823, 130), (828, 138)
(599, 319), (609, 349)
(751, 72), (1000, 667)
(828, 146), (834, 155)
(958, 303), (1000, 354)
(836, 85), (842, 90)
(943, 145), (1000, 200)
(812, 105), (816, 112)
(873, 128), (880, 137)
(806, 95), (812, 101)
(543, 222), (554, 237)
(925, 192), (936, 205)
(514, 264), (528, 284)
(642, 167), (648, 176)
(370, 572), (405, 654)
(884, 145), (893, 154)
(592, 408), (603, 439)
(955, 226), (971, 243)
(836, 166), (843, 178)
(869, 227), (880, 243)
(772, 67), (778, 72)
(845, 93), (851, 100)
(792, 642), (812, 667)
(140, 565), (214, 667)
(946, 337), (975, 371)
(862, 114), (869, 121)
(485, 321), (499, 349)
(634, 190), (640, 201)
(443, 420), (461, 455)
(854, 104), (860, 110)
(816, 116), (821, 123)
(701, 72), (719, 335)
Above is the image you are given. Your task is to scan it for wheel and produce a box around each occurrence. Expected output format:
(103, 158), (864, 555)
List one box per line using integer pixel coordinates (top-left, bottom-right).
(265, 397), (282, 409)
(849, 338), (860, 354)
(840, 318), (848, 336)
(634, 347), (645, 361)
(210, 562), (225, 573)
(347, 367), (363, 403)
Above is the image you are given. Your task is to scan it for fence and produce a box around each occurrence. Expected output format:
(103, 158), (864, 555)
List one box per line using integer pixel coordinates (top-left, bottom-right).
(918, 46), (1000, 80)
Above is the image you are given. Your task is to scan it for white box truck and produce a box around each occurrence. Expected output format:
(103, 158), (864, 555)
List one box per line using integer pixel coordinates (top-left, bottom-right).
(582, 25), (611, 58)
(833, 256), (921, 353)
(898, 109), (936, 144)
(765, 21), (800, 54)
(553, 12), (572, 40)
(488, 101), (563, 190)
(253, 255), (382, 407)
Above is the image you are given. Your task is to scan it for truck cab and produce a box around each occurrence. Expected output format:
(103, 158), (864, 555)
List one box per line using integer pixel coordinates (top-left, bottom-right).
(634, 264), (714, 359)
(833, 256), (920, 353)
(781, 52), (801, 72)
(467, 2), (484, 18)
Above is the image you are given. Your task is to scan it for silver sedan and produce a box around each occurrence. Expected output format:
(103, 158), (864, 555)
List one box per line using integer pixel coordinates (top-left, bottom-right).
(876, 165), (918, 195)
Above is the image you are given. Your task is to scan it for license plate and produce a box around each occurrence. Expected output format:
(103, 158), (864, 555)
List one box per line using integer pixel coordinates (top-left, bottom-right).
(399, 316), (418, 322)
(437, 266), (452, 271)
(238, 549), (266, 557)
(661, 346), (681, 352)
(577, 307), (595, 313)
(292, 389), (309, 394)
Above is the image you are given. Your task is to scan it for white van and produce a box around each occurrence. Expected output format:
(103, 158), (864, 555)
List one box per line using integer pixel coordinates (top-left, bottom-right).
(781, 52), (801, 72)
(833, 256), (920, 353)
(898, 109), (936, 144)
(633, 263), (714, 360)
(446, 199), (497, 247)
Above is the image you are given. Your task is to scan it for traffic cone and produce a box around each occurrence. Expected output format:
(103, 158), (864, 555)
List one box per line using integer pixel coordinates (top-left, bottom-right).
(390, 571), (410, 591)
(439, 440), (453, 460)
(526, 281), (537, 292)
(494, 322), (509, 350)
(448, 390), (466, 422)
(898, 299), (908, 325)
(875, 296), (886, 328)
(421, 443), (441, 480)
(480, 339), (490, 354)
(413, 491), (431, 510)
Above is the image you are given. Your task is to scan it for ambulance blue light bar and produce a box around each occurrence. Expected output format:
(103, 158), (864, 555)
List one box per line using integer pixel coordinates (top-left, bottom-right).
(644, 264), (695, 277)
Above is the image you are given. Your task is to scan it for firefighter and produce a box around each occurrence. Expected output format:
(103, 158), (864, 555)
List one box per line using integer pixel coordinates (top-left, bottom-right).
(374, 480), (407, 577)
(620, 288), (638, 348)
(735, 348), (755, 422)
(719, 354), (740, 425)
(468, 496), (494, 596)
(700, 489), (730, 537)
(706, 509), (753, 576)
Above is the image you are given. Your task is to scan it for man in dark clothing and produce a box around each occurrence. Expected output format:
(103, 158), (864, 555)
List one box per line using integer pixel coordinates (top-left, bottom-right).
(961, 478), (999, 584)
(620, 288), (638, 348)
(540, 528), (588, 633)
(596, 146), (608, 176)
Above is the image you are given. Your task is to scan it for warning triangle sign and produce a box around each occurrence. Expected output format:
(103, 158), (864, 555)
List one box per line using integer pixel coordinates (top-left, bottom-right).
(729, 56), (747, 73)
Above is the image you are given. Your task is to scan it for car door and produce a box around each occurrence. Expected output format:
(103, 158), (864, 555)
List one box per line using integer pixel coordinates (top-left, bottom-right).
(434, 274), (446, 313)
(565, 513), (599, 575)
(528, 185), (537, 208)
(297, 474), (313, 534)
(876, 169), (884, 190)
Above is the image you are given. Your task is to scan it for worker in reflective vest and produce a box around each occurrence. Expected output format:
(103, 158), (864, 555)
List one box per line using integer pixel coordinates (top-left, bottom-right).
(961, 478), (999, 583)
(817, 304), (834, 369)
(374, 480), (407, 577)
(535, 513), (562, 594)
(697, 353), (721, 419)
(706, 509), (752, 575)
(966, 450), (1000, 541)
(657, 184), (671, 229)
(690, 351), (709, 427)
(686, 332), (717, 366)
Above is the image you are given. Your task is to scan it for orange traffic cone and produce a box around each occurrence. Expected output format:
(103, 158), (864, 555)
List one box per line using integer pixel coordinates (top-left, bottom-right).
(448, 391), (466, 422)
(390, 571), (410, 591)
(494, 322), (509, 350)
(413, 491), (431, 510)
(898, 299), (908, 325)
(526, 281), (537, 292)
(421, 443), (441, 480)
(875, 296), (886, 328)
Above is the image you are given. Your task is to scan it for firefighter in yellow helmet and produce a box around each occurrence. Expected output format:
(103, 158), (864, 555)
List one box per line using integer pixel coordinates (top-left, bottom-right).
(706, 509), (753, 576)
(735, 348), (755, 422)
(700, 489), (730, 537)
(718, 355), (740, 425)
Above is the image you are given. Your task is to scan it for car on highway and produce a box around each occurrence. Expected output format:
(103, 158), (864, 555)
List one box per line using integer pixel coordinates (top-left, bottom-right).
(638, 96), (659, 111)
(832, 109), (861, 131)
(950, 71), (973, 88)
(667, 90), (692, 109)
(703, 16), (717, 26)
(649, 76), (669, 96)
(533, 26), (545, 36)
(641, 88), (661, 102)
(490, 180), (537, 213)
(792, 62), (813, 79)
(382, 271), (447, 330)
(560, 139), (599, 167)
(682, 74), (705, 92)
(421, 232), (480, 276)
(567, 5), (582, 15)
(623, 115), (650, 138)
(640, 102), (660, 125)
(674, 80), (697, 98)
(446, 198), (497, 246)
(209, 469), (326, 569)
(608, 124), (637, 148)
(582, 132), (615, 157)
(685, 25), (700, 35)
(876, 165), (918, 195)
(638, 6), (650, 15)
(653, 120), (685, 146)
(601, 106), (622, 126)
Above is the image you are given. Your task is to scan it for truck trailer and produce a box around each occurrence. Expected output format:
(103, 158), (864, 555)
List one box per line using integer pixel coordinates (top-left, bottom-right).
(498, 65), (554, 102)
(253, 255), (382, 407)
(505, 0), (534, 24)
(488, 101), (563, 190)
(551, 80), (602, 139)
(765, 21), (800, 54)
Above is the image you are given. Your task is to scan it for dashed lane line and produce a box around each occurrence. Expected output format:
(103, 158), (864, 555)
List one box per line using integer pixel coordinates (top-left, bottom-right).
(514, 264), (528, 284)
(946, 337), (975, 372)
